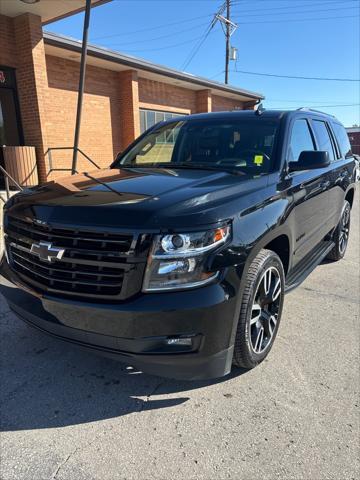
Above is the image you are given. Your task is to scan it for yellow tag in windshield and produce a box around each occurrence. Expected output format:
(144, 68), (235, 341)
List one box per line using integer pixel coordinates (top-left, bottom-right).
(254, 155), (263, 166)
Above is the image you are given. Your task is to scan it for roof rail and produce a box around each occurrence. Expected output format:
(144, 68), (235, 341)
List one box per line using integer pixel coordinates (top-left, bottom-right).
(296, 107), (336, 118)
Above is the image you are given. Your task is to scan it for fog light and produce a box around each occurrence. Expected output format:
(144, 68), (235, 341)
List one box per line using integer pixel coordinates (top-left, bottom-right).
(165, 337), (193, 346)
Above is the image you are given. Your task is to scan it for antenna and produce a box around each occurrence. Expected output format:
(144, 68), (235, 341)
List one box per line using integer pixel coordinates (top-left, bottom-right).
(255, 103), (265, 116)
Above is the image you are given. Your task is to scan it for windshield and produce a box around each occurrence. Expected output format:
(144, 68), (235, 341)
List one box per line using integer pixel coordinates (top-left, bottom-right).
(115, 117), (279, 174)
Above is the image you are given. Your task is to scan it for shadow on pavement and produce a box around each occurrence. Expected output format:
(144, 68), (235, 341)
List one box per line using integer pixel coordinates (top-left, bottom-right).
(0, 309), (246, 432)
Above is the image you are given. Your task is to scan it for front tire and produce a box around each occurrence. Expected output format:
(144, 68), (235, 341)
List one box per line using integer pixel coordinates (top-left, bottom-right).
(327, 200), (351, 262)
(233, 249), (285, 370)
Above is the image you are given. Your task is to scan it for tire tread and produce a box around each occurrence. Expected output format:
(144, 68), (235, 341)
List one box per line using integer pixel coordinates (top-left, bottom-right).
(233, 249), (283, 369)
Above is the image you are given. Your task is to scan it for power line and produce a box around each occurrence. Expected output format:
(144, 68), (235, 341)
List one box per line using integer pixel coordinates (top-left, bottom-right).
(100, 12), (359, 46)
(181, 22), (215, 70)
(90, 13), (214, 40)
(232, 5), (358, 19)
(295, 104), (360, 107)
(208, 70), (226, 79)
(230, 0), (357, 12)
(232, 69), (360, 82)
(234, 14), (358, 25)
(180, 4), (231, 72)
(119, 34), (213, 53)
(230, 0), (357, 6)
(267, 99), (360, 104)
(264, 103), (360, 108)
(104, 21), (211, 46)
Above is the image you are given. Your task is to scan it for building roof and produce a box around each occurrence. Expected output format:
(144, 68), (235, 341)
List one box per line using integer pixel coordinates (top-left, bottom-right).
(0, 0), (110, 26)
(43, 31), (264, 103)
(346, 127), (360, 133)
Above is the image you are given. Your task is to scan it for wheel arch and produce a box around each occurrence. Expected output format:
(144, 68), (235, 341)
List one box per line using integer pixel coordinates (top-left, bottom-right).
(244, 228), (292, 276)
(263, 234), (290, 275)
(229, 227), (293, 348)
(345, 188), (355, 208)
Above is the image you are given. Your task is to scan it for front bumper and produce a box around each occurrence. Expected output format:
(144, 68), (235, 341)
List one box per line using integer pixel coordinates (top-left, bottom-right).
(0, 259), (239, 380)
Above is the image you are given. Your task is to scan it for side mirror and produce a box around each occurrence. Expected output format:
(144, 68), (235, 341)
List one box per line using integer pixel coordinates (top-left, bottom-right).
(288, 151), (330, 172)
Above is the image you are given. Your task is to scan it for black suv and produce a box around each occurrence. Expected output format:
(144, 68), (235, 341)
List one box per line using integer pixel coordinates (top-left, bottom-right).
(0, 109), (356, 380)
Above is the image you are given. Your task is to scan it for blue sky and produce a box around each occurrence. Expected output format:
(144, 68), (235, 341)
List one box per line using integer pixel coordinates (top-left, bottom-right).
(47, 0), (360, 126)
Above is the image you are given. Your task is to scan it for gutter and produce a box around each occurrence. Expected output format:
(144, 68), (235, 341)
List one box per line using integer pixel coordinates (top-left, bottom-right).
(43, 31), (264, 101)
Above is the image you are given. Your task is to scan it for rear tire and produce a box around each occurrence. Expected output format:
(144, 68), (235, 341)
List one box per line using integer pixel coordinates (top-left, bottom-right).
(327, 200), (351, 262)
(233, 249), (285, 370)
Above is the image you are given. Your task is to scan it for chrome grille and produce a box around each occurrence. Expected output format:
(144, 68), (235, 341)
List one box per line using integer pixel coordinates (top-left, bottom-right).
(4, 216), (145, 300)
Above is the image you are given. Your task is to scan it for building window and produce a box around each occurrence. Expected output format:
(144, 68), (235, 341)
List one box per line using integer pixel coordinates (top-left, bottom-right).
(140, 109), (183, 137)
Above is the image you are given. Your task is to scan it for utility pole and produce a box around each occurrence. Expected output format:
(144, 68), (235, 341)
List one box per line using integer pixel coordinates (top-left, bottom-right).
(215, 2), (237, 84)
(225, 0), (230, 84)
(72, 0), (91, 175)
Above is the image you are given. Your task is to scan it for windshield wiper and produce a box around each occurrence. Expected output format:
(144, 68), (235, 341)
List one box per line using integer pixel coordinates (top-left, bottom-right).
(120, 163), (245, 175)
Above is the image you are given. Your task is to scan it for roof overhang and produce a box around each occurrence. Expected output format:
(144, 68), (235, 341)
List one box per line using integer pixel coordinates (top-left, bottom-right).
(0, 0), (111, 25)
(43, 31), (264, 103)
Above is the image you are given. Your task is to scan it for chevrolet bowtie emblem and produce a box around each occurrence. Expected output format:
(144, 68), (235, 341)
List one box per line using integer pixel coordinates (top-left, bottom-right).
(30, 241), (65, 263)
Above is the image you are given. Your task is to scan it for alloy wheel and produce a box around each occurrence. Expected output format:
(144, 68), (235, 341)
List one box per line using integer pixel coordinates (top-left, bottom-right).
(339, 205), (350, 255)
(250, 267), (282, 354)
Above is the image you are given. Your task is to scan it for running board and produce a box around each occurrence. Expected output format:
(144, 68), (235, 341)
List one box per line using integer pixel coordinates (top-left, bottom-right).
(285, 240), (335, 293)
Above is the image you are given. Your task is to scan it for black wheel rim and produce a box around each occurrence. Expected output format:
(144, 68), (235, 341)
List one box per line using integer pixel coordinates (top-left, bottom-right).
(250, 267), (282, 354)
(339, 205), (350, 255)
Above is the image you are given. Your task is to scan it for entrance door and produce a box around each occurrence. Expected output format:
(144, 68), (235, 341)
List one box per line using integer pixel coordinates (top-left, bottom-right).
(0, 67), (23, 185)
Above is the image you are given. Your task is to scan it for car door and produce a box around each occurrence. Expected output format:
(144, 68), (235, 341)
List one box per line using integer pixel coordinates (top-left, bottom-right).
(309, 118), (341, 234)
(286, 117), (333, 266)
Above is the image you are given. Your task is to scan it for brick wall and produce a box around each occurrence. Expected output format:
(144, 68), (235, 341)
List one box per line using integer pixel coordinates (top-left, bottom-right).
(196, 89), (212, 113)
(139, 77), (196, 114)
(212, 94), (245, 112)
(45, 55), (122, 176)
(13, 13), (49, 183)
(118, 70), (139, 150)
(0, 15), (17, 67)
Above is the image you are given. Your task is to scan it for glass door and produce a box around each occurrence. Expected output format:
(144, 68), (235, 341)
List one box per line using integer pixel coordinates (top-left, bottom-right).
(0, 88), (21, 147)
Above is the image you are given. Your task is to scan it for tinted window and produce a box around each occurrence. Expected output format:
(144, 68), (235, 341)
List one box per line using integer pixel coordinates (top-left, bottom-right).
(118, 118), (279, 174)
(332, 123), (352, 159)
(312, 120), (335, 161)
(288, 119), (315, 162)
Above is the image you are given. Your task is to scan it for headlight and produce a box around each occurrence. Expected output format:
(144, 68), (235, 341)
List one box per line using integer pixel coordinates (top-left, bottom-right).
(143, 225), (230, 292)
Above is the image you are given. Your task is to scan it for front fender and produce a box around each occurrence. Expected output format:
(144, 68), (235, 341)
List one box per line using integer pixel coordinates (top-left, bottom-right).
(223, 192), (293, 347)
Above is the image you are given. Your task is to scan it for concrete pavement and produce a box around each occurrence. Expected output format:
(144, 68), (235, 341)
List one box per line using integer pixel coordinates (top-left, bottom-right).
(0, 194), (359, 480)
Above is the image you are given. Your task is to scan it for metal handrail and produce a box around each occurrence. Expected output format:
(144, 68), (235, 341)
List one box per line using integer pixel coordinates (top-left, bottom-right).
(0, 147), (100, 202)
(45, 146), (100, 175)
(0, 165), (24, 202)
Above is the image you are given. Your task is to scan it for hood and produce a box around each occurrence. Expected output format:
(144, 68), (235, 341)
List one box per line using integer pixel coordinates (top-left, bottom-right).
(7, 167), (267, 229)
